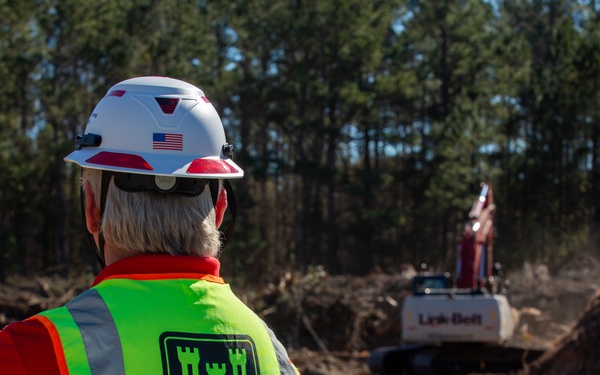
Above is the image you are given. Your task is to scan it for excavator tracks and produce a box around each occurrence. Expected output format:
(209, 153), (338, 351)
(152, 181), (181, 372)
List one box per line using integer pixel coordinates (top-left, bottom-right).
(368, 343), (544, 375)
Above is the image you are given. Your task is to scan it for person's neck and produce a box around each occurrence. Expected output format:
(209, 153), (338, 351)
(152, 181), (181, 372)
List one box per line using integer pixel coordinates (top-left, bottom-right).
(104, 243), (137, 266)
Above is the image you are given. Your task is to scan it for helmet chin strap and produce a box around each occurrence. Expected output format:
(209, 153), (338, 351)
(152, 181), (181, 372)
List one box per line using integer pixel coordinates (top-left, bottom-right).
(219, 180), (237, 248)
(82, 172), (237, 268)
(97, 171), (112, 266)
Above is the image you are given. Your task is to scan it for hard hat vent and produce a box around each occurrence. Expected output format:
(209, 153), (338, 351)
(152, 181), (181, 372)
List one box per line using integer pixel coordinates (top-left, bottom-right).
(155, 97), (179, 114)
(107, 90), (126, 97)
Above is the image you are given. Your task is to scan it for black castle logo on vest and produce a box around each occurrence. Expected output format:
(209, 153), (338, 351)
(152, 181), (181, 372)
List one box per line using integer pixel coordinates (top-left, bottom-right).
(160, 332), (260, 375)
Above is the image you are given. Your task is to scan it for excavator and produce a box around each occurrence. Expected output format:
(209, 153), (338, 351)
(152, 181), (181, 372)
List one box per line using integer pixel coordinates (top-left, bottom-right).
(368, 183), (543, 374)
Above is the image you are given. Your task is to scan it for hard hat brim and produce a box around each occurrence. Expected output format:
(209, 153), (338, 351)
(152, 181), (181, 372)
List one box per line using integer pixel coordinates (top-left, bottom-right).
(65, 149), (244, 179)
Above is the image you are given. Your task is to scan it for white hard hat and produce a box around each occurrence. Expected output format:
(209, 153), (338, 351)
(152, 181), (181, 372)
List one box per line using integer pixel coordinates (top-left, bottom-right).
(64, 76), (243, 179)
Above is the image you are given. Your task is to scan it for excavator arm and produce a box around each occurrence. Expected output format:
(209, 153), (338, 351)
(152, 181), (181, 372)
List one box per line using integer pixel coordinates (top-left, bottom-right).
(456, 183), (496, 290)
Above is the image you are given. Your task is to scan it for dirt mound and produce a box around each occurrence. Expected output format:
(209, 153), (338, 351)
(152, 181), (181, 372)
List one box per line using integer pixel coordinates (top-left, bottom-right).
(506, 253), (600, 352)
(250, 266), (416, 353)
(514, 253), (600, 375)
(520, 289), (600, 375)
(287, 347), (370, 375)
(244, 266), (416, 375)
(0, 273), (92, 326)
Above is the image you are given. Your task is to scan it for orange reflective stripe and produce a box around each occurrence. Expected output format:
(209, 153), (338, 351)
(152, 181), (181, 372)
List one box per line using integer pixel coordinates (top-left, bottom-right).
(29, 315), (70, 375)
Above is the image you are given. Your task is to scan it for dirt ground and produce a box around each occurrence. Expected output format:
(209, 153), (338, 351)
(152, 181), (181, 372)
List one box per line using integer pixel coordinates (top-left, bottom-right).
(1, 254), (599, 375)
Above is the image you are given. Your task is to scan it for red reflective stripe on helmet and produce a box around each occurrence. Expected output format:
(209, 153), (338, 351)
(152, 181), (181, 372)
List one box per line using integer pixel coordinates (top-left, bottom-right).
(187, 159), (238, 174)
(86, 151), (153, 170)
(106, 90), (126, 97)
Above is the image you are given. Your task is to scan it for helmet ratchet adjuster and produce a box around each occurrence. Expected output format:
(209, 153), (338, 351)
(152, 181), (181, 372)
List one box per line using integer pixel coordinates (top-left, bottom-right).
(76, 133), (102, 150)
(111, 172), (209, 197)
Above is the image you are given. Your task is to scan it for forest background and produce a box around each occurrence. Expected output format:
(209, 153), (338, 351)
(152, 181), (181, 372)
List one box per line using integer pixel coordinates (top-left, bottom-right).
(0, 0), (599, 285)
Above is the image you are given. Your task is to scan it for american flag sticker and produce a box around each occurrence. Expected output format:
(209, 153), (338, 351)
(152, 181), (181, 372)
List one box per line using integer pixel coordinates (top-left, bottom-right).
(153, 133), (183, 151)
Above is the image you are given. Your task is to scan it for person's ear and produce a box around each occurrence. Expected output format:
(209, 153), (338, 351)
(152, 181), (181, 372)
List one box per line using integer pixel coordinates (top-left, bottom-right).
(214, 186), (228, 229)
(84, 181), (101, 234)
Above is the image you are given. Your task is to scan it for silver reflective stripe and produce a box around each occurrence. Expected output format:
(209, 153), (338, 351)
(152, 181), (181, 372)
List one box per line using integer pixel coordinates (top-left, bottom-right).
(261, 320), (298, 375)
(67, 289), (126, 375)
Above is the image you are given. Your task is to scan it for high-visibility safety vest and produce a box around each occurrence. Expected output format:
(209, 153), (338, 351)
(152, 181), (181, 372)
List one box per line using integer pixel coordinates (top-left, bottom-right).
(33, 276), (297, 374)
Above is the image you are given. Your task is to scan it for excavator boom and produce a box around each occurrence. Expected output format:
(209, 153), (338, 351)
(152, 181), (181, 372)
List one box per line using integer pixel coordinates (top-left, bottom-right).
(456, 183), (495, 290)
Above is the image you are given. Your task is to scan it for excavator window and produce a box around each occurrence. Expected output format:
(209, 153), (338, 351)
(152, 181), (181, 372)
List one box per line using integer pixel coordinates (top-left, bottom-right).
(412, 274), (453, 295)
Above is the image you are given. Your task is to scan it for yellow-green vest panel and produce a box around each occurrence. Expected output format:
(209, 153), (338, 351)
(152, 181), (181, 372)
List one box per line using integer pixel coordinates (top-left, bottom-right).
(39, 278), (294, 375)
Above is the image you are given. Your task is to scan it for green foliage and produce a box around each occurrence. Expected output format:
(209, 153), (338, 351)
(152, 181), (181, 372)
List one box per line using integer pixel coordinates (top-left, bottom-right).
(0, 0), (599, 281)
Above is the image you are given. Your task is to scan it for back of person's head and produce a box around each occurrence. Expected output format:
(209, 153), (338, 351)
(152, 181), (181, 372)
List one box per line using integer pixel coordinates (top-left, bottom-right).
(82, 168), (221, 257)
(64, 76), (244, 266)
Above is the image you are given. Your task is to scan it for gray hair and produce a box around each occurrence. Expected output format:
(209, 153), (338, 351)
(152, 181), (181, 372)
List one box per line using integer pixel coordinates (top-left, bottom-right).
(82, 168), (221, 257)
